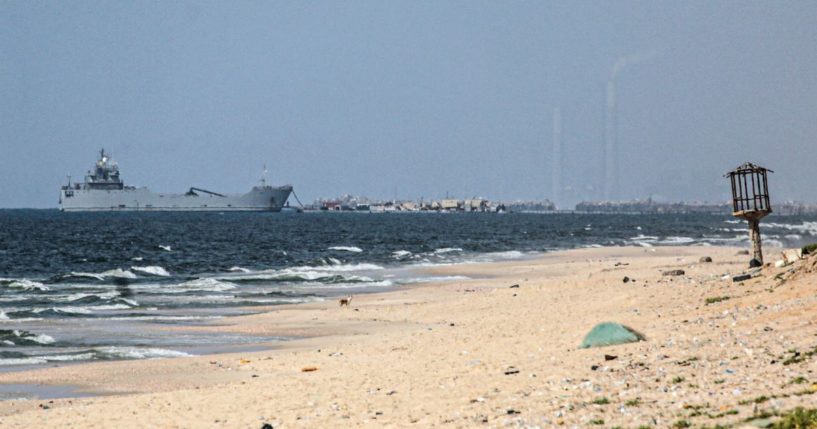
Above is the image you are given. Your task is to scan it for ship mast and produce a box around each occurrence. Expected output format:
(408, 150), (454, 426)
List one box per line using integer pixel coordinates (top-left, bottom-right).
(260, 164), (268, 187)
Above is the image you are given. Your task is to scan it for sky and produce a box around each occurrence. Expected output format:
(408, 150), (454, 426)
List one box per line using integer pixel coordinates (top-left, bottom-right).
(1, 1), (816, 208)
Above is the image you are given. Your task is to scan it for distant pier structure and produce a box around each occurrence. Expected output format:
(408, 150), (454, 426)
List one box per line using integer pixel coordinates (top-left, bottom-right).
(726, 162), (773, 266)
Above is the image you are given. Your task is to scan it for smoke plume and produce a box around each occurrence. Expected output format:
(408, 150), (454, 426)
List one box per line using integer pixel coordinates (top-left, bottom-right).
(610, 50), (659, 81)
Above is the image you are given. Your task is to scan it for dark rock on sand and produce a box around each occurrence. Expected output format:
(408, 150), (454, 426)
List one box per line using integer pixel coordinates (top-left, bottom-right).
(733, 274), (752, 282)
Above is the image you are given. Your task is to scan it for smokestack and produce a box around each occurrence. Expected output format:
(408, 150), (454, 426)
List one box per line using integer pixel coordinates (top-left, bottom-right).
(552, 107), (562, 208)
(604, 80), (617, 201)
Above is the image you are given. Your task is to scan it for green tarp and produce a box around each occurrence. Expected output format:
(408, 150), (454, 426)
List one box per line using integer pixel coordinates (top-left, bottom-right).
(580, 322), (645, 349)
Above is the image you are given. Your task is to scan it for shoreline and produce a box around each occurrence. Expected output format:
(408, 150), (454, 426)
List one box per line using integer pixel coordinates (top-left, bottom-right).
(1, 245), (816, 427)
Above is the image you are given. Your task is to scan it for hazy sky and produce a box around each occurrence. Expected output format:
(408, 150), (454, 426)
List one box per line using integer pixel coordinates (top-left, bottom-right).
(2, 1), (816, 208)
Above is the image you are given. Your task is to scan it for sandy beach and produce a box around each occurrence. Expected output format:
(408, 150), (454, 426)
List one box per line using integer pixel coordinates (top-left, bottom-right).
(1, 245), (816, 428)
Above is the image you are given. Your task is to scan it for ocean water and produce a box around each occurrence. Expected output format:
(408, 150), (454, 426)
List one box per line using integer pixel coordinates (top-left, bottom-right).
(0, 210), (815, 369)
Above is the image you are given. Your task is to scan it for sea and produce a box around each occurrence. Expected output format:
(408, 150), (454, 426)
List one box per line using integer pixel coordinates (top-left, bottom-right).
(1, 210), (815, 370)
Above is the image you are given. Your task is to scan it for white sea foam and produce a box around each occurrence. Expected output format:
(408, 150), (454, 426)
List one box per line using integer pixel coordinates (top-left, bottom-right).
(328, 246), (363, 253)
(100, 269), (138, 279)
(299, 280), (394, 289)
(7, 330), (55, 345)
(44, 353), (96, 362)
(2, 279), (49, 291)
(657, 236), (696, 245)
(630, 234), (659, 241)
(629, 235), (696, 246)
(764, 221), (817, 236)
(93, 346), (190, 359)
(398, 276), (470, 285)
(58, 292), (119, 302)
(294, 263), (384, 273)
(158, 244), (172, 252)
(392, 250), (412, 259)
(434, 247), (463, 254)
(0, 357), (47, 366)
(24, 333), (54, 345)
(91, 304), (133, 311)
(228, 266), (252, 273)
(0, 353), (93, 366)
(67, 272), (106, 281)
(117, 297), (139, 307)
(484, 250), (526, 260)
(131, 256), (144, 261)
(103, 315), (222, 322)
(0, 346), (190, 366)
(165, 278), (237, 293)
(766, 239), (785, 248)
(218, 268), (379, 283)
(34, 306), (93, 315)
(131, 266), (171, 277)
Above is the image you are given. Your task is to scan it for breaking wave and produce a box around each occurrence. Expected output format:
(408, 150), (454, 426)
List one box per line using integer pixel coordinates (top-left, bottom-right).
(130, 266), (171, 277)
(0, 330), (56, 347)
(434, 247), (463, 254)
(0, 347), (190, 366)
(0, 279), (49, 291)
(144, 278), (238, 294)
(328, 246), (363, 253)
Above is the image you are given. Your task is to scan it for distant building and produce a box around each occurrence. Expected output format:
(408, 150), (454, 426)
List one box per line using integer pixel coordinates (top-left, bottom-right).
(439, 199), (461, 211)
(465, 199), (489, 212)
(574, 199), (730, 214)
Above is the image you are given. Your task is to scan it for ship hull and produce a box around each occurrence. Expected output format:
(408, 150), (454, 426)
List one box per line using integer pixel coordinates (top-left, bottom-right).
(59, 186), (293, 212)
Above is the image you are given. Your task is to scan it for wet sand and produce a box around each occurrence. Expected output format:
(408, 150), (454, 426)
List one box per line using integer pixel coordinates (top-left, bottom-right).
(1, 245), (816, 428)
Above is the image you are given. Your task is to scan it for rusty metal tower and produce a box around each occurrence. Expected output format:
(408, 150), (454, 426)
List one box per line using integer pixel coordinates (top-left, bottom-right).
(725, 163), (773, 266)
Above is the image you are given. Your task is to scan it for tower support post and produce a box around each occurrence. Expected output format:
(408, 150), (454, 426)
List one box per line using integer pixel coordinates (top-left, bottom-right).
(748, 217), (763, 265)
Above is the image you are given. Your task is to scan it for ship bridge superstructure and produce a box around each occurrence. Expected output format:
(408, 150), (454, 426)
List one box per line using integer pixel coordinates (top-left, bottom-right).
(84, 148), (124, 190)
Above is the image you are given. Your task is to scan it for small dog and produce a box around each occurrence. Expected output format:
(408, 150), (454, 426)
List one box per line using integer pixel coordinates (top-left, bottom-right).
(338, 295), (353, 308)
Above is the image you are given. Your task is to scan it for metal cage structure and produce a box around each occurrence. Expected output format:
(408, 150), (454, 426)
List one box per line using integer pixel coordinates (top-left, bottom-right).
(725, 162), (773, 265)
(726, 162), (773, 218)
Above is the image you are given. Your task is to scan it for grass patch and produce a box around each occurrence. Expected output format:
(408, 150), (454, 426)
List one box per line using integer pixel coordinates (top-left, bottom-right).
(789, 376), (809, 385)
(739, 395), (771, 405)
(625, 398), (641, 407)
(591, 397), (610, 405)
(589, 419), (604, 425)
(672, 376), (685, 384)
(780, 346), (817, 366)
(673, 420), (691, 428)
(772, 407), (817, 428)
(707, 409), (738, 419)
(705, 296), (731, 305)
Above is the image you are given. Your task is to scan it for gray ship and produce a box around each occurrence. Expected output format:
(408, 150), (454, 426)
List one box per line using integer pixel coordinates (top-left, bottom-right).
(60, 149), (293, 212)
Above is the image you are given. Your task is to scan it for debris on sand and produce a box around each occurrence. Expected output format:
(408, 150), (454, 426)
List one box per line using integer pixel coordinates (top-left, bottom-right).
(580, 322), (645, 349)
